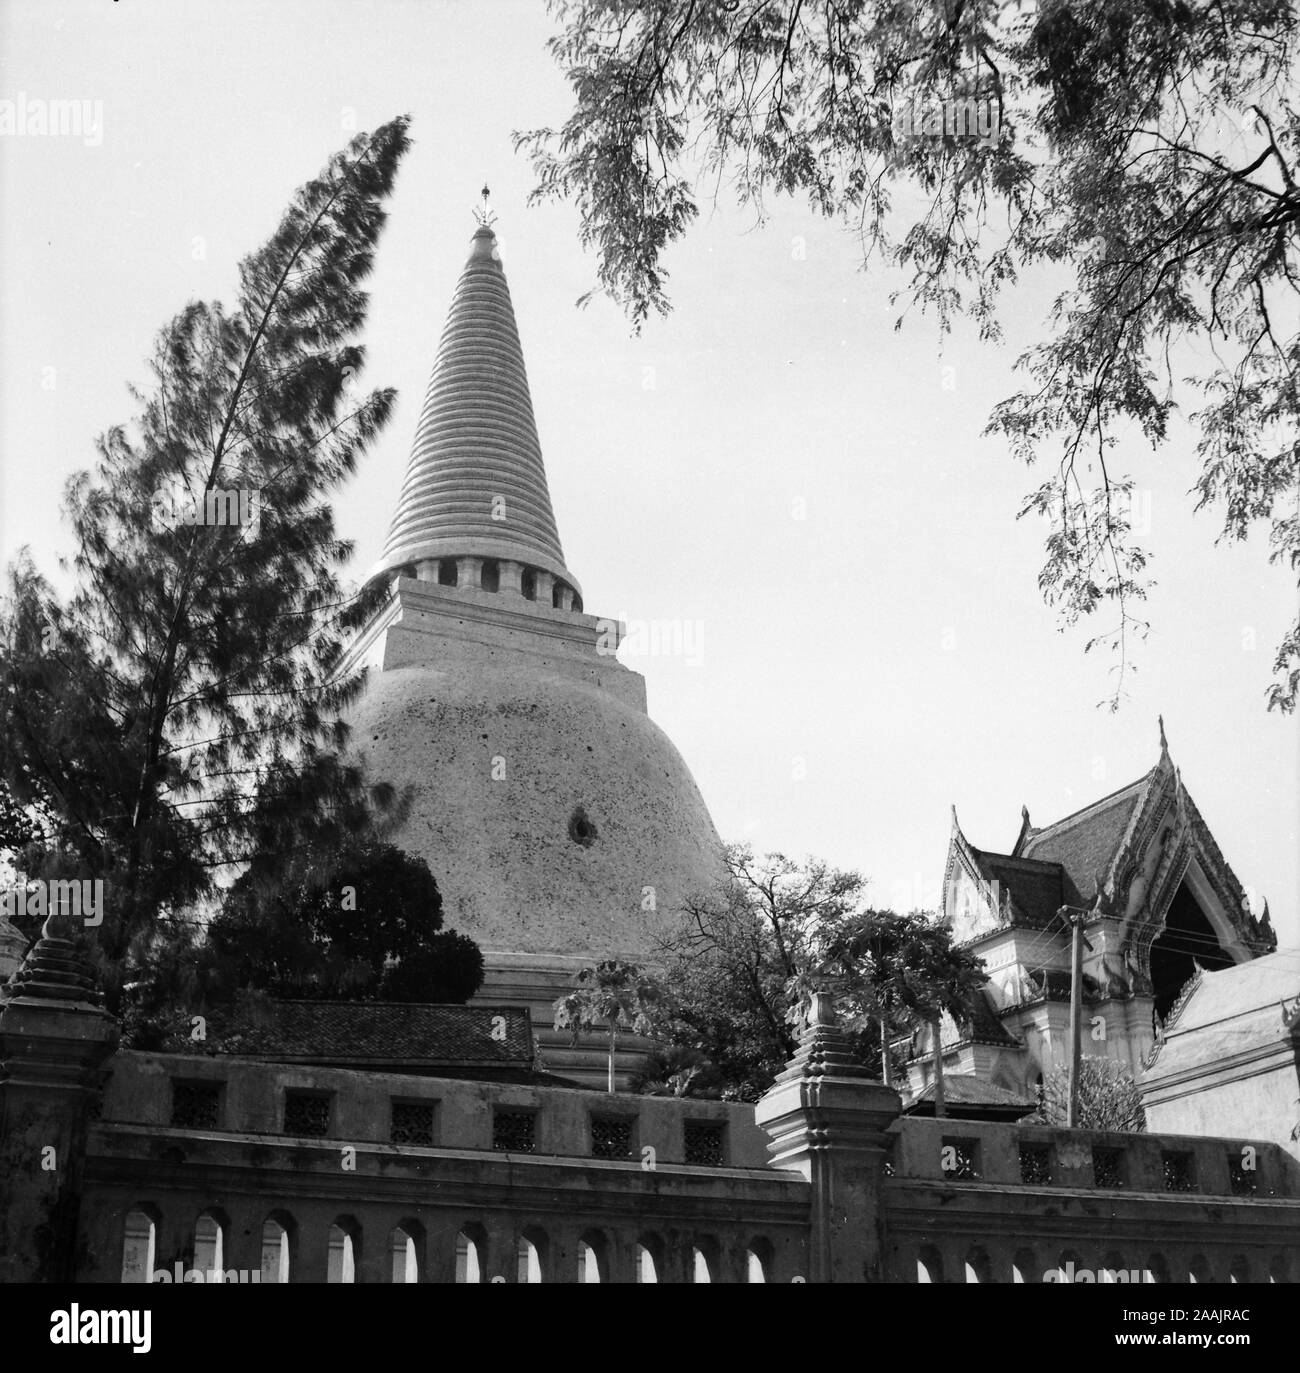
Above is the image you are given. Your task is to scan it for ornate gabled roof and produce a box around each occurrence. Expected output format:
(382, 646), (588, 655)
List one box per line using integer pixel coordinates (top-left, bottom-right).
(979, 853), (1065, 927)
(953, 722), (1274, 962)
(945, 720), (1274, 960)
(962, 988), (1025, 1046)
(943, 808), (1065, 938)
(900, 991), (1024, 1067)
(1017, 775), (1148, 905)
(371, 224), (579, 591)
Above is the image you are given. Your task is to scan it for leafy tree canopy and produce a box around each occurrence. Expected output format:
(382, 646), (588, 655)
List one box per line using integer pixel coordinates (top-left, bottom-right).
(0, 117), (413, 1006)
(207, 840), (484, 1005)
(520, 1), (1300, 708)
(554, 958), (662, 1092)
(649, 843), (987, 1099)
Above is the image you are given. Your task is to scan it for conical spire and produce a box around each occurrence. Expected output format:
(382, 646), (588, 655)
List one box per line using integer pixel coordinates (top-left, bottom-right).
(373, 223), (580, 594)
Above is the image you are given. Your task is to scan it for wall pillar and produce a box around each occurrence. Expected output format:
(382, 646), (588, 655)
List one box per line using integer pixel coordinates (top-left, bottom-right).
(414, 558), (439, 582)
(498, 561), (524, 597)
(755, 992), (901, 1283)
(457, 556), (483, 591)
(0, 914), (119, 1281)
(482, 1215), (516, 1283)
(534, 571), (554, 608)
(357, 1218), (390, 1285)
(293, 1213), (331, 1283)
(224, 1201), (265, 1280)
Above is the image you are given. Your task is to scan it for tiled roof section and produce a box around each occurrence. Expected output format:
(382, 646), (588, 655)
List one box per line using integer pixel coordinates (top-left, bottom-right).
(977, 851), (1065, 926)
(1020, 775), (1149, 904)
(912, 1075), (1036, 1108)
(373, 226), (578, 590)
(1021, 967), (1103, 1003)
(218, 1000), (534, 1068)
(904, 991), (1023, 1062)
(962, 989), (1023, 1047)
(1147, 953), (1300, 1075)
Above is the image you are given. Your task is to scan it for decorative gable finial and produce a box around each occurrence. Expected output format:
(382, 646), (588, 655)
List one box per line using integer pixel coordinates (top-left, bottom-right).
(1012, 803), (1036, 856)
(1158, 713), (1168, 754)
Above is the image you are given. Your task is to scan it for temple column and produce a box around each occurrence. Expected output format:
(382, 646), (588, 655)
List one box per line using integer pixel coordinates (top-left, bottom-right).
(457, 556), (483, 591)
(292, 1210), (332, 1283)
(498, 560), (524, 597)
(358, 1218), (391, 1284)
(755, 991), (902, 1283)
(224, 1201), (266, 1280)
(415, 558), (439, 581)
(0, 915), (119, 1282)
(535, 571), (555, 608)
(474, 1215), (513, 1283)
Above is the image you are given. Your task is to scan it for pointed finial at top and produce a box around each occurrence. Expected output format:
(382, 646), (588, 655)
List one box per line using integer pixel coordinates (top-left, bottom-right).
(474, 183), (496, 228)
(1158, 714), (1168, 753)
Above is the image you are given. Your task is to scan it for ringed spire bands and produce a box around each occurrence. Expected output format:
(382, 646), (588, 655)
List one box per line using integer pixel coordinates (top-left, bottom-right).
(373, 224), (580, 596)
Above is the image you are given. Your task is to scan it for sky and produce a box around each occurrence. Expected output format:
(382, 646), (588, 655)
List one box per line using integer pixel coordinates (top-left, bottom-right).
(1, 0), (1296, 949)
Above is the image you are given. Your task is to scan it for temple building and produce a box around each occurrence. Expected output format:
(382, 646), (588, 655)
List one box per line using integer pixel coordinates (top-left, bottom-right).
(904, 722), (1278, 1108)
(336, 220), (725, 1082)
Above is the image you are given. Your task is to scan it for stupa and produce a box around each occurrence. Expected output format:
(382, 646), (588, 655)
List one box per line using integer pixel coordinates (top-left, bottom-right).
(342, 212), (724, 1082)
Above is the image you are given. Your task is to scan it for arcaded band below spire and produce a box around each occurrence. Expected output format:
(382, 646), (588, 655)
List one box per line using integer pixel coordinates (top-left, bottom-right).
(371, 225), (580, 595)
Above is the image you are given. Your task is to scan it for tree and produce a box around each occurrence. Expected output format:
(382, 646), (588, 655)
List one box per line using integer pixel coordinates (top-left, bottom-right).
(820, 905), (990, 1088)
(553, 959), (661, 1093)
(0, 117), (412, 1008)
(628, 1043), (726, 1097)
(1032, 1055), (1147, 1132)
(650, 844), (987, 1099)
(0, 777), (40, 854)
(653, 846), (856, 1097)
(520, 2), (1300, 710)
(207, 840), (483, 1005)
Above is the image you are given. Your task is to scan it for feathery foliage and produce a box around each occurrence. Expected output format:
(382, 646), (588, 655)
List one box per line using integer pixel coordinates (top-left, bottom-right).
(520, 2), (1300, 709)
(0, 117), (412, 1010)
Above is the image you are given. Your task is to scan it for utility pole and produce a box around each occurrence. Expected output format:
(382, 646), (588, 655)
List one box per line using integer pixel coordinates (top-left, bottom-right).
(931, 1017), (945, 1119)
(1065, 908), (1093, 1128)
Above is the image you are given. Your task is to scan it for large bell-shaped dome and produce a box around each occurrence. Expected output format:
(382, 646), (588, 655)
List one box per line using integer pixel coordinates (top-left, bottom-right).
(350, 656), (722, 959)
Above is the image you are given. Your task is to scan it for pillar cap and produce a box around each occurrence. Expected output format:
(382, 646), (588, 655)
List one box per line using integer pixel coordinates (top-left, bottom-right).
(773, 994), (879, 1085)
(5, 912), (105, 1007)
